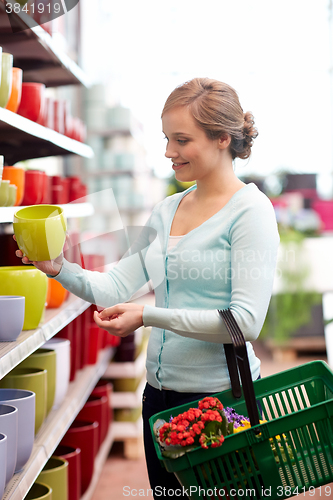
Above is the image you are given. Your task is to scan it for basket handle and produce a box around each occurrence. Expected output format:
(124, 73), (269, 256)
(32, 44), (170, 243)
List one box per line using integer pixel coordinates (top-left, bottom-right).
(219, 309), (260, 428)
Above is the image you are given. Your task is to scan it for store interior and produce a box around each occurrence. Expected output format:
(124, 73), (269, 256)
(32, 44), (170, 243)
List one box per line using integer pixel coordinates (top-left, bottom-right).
(1, 1), (333, 499)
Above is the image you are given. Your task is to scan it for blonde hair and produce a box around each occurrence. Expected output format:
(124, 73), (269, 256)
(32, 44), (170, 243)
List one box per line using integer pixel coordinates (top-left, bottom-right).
(162, 78), (258, 160)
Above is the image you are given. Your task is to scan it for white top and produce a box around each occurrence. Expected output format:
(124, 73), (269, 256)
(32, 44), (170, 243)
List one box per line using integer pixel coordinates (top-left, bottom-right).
(167, 235), (184, 252)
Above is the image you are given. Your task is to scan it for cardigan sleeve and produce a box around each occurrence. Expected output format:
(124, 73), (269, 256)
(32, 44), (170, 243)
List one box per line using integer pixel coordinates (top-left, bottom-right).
(52, 212), (164, 308)
(143, 193), (280, 343)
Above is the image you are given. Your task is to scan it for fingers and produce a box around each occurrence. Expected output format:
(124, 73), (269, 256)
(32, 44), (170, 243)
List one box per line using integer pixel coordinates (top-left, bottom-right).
(13, 235), (16, 242)
(15, 249), (32, 265)
(93, 309), (117, 323)
(97, 305), (121, 320)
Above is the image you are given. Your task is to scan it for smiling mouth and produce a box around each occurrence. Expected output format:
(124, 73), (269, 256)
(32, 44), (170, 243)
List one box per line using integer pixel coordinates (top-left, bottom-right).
(172, 162), (189, 170)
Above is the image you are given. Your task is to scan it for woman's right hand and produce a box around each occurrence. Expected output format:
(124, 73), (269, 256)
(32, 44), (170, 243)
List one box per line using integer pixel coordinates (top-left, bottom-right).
(13, 235), (63, 277)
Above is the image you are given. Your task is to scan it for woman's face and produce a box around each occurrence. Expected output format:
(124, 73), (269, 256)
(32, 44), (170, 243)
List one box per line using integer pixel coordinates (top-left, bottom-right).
(162, 105), (228, 182)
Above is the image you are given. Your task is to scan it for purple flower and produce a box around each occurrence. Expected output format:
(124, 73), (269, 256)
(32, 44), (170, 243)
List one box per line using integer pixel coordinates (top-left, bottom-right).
(225, 407), (249, 428)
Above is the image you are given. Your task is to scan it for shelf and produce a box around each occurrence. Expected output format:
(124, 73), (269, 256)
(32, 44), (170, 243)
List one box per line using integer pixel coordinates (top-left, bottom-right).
(104, 349), (146, 379)
(2, 347), (114, 500)
(113, 417), (143, 440)
(0, 108), (93, 164)
(0, 202), (94, 224)
(111, 376), (146, 409)
(80, 424), (115, 500)
(0, 2), (89, 88)
(0, 294), (91, 379)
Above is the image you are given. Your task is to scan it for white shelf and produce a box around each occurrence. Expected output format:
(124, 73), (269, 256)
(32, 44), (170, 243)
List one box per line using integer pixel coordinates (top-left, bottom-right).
(2, 347), (114, 500)
(80, 424), (115, 500)
(0, 202), (94, 224)
(0, 108), (93, 164)
(111, 377), (146, 409)
(0, 295), (91, 379)
(0, 3), (89, 88)
(104, 349), (146, 379)
(112, 417), (143, 440)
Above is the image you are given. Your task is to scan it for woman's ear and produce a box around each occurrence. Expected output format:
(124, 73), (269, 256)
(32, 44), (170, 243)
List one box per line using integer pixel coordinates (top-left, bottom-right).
(218, 134), (231, 150)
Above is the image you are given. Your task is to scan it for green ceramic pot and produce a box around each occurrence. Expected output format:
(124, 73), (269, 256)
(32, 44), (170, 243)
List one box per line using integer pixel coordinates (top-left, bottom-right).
(5, 184), (17, 207)
(18, 349), (56, 415)
(13, 205), (67, 262)
(18, 349), (57, 415)
(38, 457), (68, 500)
(0, 367), (47, 434)
(0, 53), (13, 108)
(26, 482), (52, 500)
(0, 180), (9, 207)
(0, 266), (48, 330)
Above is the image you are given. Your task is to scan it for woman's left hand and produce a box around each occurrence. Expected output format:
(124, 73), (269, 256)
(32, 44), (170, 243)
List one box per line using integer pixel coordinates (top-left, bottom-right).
(93, 303), (144, 337)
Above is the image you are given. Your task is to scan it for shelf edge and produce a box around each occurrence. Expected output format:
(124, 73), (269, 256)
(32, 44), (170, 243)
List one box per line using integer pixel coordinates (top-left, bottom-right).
(2, 348), (113, 500)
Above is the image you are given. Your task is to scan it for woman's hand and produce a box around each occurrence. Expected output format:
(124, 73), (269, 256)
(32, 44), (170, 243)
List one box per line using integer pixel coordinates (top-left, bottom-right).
(13, 235), (63, 276)
(94, 303), (144, 338)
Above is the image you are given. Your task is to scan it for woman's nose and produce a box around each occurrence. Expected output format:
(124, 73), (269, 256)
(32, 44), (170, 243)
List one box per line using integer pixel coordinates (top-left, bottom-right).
(165, 142), (178, 159)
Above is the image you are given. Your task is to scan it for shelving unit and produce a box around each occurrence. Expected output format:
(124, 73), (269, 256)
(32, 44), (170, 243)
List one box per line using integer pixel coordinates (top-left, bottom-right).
(0, 3), (89, 88)
(0, 6), (115, 498)
(0, 108), (93, 164)
(2, 347), (114, 500)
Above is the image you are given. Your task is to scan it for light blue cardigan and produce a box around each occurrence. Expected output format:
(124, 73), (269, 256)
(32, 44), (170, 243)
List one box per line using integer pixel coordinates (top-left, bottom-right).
(54, 183), (280, 392)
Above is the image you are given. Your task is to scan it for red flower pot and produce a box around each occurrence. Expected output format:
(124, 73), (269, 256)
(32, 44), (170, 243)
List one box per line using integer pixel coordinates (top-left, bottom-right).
(67, 176), (82, 203)
(17, 82), (46, 123)
(92, 379), (113, 435)
(61, 420), (99, 495)
(54, 99), (65, 134)
(62, 178), (70, 204)
(77, 394), (108, 451)
(40, 172), (51, 204)
(88, 324), (103, 365)
(41, 96), (54, 129)
(72, 315), (83, 370)
(80, 310), (90, 369)
(21, 170), (43, 205)
(53, 444), (81, 500)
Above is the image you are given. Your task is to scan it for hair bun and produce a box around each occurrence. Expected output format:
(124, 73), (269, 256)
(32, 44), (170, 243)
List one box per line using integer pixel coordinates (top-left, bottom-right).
(240, 112), (258, 159)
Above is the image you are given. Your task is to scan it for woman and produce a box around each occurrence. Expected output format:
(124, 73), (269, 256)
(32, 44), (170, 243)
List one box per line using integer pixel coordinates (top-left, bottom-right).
(16, 78), (279, 498)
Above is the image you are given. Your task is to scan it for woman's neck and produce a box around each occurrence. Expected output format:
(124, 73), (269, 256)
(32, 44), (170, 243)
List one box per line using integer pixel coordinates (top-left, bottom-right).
(194, 166), (245, 203)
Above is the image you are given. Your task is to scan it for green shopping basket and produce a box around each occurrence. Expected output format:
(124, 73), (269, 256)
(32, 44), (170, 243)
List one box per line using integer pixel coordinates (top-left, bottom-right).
(149, 309), (333, 500)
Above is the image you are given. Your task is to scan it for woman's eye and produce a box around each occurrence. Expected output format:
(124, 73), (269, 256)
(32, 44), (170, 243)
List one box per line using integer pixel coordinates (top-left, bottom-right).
(177, 140), (187, 145)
